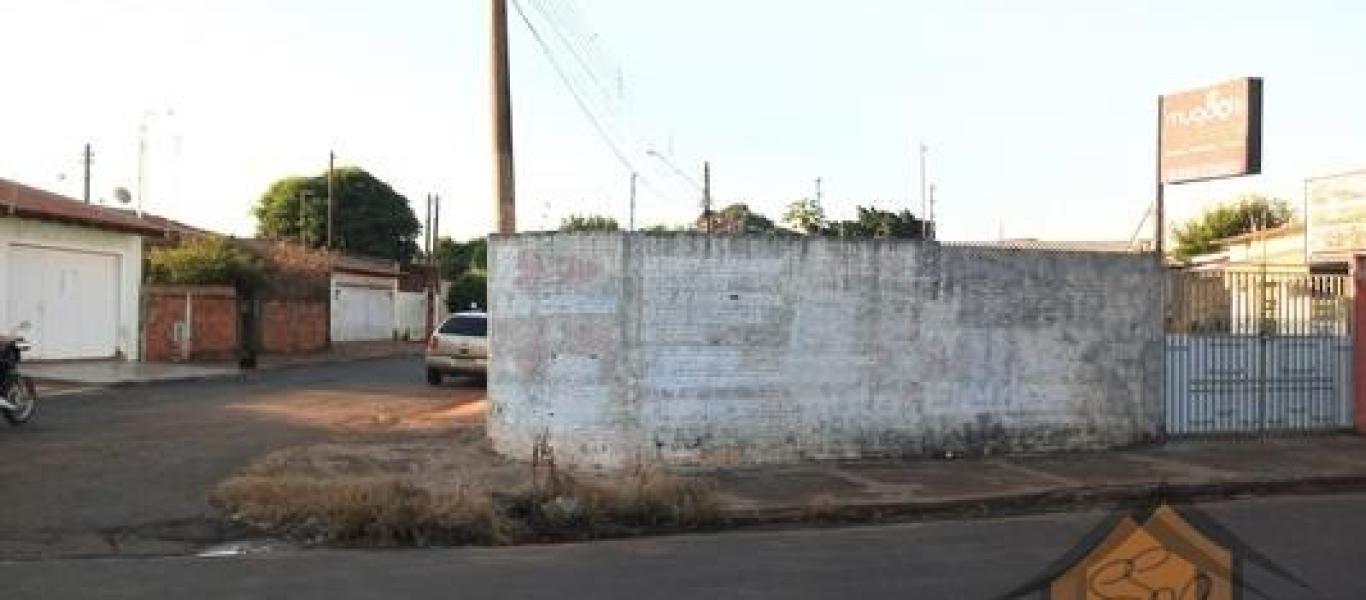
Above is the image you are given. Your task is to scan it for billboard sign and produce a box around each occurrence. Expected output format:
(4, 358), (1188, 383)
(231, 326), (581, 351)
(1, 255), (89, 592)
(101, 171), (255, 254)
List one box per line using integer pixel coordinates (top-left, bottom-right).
(1160, 78), (1263, 184)
(1307, 169), (1366, 256)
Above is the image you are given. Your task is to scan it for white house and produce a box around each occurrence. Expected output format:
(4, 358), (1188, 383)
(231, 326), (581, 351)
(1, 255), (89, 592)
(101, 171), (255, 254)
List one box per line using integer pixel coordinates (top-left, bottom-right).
(329, 254), (401, 342)
(0, 178), (172, 360)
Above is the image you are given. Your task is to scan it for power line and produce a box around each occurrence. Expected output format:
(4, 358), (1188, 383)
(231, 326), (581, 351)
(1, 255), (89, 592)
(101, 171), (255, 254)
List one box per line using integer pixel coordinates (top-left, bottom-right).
(526, 0), (618, 111)
(510, 0), (677, 204)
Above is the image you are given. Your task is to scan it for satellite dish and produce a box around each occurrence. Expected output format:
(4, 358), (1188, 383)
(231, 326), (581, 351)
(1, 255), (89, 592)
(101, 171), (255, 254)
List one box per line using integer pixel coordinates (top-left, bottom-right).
(113, 187), (132, 205)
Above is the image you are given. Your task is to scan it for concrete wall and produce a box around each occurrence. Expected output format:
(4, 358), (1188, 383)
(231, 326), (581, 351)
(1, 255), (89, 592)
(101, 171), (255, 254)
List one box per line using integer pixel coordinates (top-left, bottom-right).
(0, 217), (143, 360)
(396, 290), (430, 341)
(489, 234), (1164, 469)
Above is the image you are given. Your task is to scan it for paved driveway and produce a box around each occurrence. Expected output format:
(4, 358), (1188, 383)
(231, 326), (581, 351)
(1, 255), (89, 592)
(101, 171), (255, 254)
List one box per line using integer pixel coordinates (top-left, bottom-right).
(0, 357), (484, 559)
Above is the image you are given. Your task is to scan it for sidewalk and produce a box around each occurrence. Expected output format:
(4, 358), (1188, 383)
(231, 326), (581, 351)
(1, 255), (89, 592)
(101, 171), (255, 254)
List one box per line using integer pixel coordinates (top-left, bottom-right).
(704, 434), (1366, 522)
(27, 341), (422, 388)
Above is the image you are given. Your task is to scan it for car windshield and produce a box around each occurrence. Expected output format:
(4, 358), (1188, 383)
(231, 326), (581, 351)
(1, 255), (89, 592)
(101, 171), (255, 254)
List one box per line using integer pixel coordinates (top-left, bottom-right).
(439, 316), (487, 337)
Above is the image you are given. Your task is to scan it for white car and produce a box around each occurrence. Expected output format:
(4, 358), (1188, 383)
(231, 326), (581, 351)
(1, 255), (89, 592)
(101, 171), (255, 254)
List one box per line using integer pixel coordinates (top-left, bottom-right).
(425, 311), (488, 385)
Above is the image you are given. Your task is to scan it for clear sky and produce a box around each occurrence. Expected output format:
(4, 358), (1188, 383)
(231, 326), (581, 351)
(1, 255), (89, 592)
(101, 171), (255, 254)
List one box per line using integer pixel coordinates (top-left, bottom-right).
(3, 0), (1365, 243)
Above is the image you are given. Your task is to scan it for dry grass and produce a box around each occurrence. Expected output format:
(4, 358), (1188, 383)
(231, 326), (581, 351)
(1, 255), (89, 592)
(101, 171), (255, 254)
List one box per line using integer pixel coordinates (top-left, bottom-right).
(212, 476), (499, 545)
(209, 434), (723, 547)
(801, 491), (841, 522)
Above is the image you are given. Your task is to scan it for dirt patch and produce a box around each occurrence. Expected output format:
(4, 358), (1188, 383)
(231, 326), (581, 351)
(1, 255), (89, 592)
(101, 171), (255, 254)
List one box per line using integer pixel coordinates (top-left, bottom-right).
(226, 389), (486, 434)
(211, 429), (723, 546)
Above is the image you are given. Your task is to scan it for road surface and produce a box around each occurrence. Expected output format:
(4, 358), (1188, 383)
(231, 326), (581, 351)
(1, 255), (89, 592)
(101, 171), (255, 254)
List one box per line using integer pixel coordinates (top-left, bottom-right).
(0, 357), (482, 559)
(3, 492), (1363, 599)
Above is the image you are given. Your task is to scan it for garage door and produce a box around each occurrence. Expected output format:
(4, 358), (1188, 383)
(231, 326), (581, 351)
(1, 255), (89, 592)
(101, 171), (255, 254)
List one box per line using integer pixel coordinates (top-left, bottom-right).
(6, 245), (120, 359)
(332, 285), (394, 342)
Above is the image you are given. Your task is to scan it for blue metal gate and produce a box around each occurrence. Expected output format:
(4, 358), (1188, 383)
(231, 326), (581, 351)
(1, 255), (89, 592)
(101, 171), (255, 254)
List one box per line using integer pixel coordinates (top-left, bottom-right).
(1165, 271), (1354, 435)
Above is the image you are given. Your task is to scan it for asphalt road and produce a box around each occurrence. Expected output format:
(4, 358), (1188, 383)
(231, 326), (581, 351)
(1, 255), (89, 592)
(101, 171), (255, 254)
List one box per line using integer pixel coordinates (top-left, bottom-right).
(1, 492), (1363, 599)
(0, 357), (483, 559)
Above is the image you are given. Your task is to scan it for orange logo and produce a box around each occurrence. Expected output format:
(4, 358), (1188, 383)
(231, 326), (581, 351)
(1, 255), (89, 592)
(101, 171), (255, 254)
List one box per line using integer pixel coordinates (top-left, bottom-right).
(1003, 502), (1312, 600)
(1050, 504), (1231, 599)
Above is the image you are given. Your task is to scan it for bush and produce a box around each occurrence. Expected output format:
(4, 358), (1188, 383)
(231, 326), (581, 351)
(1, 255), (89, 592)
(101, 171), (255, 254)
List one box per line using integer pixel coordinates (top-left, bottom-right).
(148, 236), (263, 289)
(260, 241), (332, 301)
(447, 270), (487, 313)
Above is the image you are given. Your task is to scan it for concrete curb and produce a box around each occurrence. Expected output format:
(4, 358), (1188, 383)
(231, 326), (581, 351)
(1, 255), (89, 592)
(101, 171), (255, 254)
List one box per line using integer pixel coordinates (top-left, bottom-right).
(28, 349), (422, 390)
(718, 473), (1366, 527)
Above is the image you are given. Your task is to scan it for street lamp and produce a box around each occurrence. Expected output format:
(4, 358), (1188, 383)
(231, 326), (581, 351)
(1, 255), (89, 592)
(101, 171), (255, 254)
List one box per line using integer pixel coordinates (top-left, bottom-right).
(645, 149), (703, 192)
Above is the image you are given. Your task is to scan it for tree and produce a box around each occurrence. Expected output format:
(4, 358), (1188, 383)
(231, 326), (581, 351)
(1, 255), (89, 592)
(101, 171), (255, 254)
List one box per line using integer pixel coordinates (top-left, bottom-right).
(697, 203), (777, 234)
(147, 236), (263, 290)
(253, 167), (421, 263)
(433, 237), (487, 281)
(560, 214), (619, 232)
(783, 198), (826, 234)
(446, 270), (488, 313)
(1172, 195), (1292, 261)
(823, 206), (930, 239)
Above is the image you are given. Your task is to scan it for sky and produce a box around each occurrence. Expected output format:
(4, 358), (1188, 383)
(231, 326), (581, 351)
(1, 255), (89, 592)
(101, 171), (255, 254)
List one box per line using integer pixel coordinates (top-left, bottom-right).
(2, 0), (1366, 243)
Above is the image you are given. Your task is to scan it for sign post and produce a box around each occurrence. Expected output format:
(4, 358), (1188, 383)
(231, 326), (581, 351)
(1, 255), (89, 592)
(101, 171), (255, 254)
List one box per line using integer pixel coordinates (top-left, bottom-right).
(1156, 77), (1265, 260)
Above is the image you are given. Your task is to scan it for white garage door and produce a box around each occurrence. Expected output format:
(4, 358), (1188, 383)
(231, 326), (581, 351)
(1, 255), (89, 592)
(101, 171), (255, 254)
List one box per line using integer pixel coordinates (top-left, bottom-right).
(332, 285), (394, 342)
(6, 245), (120, 359)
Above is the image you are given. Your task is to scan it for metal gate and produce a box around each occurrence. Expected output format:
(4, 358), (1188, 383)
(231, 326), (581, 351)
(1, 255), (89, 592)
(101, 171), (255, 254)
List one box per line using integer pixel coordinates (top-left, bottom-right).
(1165, 270), (1354, 435)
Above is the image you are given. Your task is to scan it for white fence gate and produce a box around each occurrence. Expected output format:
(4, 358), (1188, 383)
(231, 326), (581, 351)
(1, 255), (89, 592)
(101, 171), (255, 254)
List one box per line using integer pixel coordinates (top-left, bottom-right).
(1165, 271), (1354, 435)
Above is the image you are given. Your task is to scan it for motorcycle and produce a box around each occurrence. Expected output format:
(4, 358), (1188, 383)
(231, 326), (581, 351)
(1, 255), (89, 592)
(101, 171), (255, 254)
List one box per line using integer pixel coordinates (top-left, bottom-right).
(0, 337), (36, 425)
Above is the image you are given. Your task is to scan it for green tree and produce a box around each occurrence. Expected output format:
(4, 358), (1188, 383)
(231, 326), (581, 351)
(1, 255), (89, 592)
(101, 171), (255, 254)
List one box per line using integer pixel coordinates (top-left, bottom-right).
(560, 214), (620, 232)
(823, 206), (930, 239)
(697, 203), (776, 234)
(446, 271), (488, 313)
(147, 236), (263, 290)
(782, 197), (826, 234)
(1172, 195), (1293, 261)
(433, 237), (488, 281)
(253, 167), (421, 263)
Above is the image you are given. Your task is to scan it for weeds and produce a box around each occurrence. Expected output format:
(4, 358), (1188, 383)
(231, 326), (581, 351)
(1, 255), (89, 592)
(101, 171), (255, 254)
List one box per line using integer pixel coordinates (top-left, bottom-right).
(210, 435), (723, 547)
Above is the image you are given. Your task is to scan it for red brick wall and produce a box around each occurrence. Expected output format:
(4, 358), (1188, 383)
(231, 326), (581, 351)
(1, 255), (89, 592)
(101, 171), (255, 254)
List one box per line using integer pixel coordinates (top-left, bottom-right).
(260, 300), (328, 354)
(142, 286), (239, 362)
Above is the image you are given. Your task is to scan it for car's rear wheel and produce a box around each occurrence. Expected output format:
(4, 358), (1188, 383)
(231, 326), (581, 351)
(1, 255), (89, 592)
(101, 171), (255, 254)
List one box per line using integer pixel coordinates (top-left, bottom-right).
(426, 368), (443, 386)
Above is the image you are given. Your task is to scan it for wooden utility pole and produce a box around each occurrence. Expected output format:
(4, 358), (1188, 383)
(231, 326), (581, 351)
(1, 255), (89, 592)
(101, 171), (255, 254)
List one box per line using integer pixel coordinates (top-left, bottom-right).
(82, 143), (92, 204)
(424, 193), (433, 260)
(433, 194), (441, 256)
(327, 151), (336, 249)
(491, 0), (517, 234)
(702, 161), (712, 234)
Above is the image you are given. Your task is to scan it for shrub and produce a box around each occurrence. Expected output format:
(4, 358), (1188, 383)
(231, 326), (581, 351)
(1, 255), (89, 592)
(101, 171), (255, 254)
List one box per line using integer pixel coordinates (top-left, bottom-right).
(148, 236), (263, 289)
(446, 270), (487, 313)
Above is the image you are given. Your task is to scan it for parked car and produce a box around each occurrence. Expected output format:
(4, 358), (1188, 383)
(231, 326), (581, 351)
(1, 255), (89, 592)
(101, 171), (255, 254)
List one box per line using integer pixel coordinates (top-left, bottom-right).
(426, 311), (488, 385)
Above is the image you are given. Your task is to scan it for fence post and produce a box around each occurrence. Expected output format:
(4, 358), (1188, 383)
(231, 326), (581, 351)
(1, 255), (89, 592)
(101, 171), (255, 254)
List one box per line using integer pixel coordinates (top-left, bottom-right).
(1354, 256), (1366, 434)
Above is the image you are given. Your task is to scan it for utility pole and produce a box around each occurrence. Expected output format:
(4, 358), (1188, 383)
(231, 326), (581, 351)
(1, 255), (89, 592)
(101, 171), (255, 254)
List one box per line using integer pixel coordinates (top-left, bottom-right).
(327, 151), (336, 250)
(628, 172), (638, 231)
(81, 144), (92, 204)
(491, 0), (517, 234)
(815, 177), (822, 204)
(424, 193), (433, 261)
(702, 161), (712, 234)
(433, 194), (441, 259)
